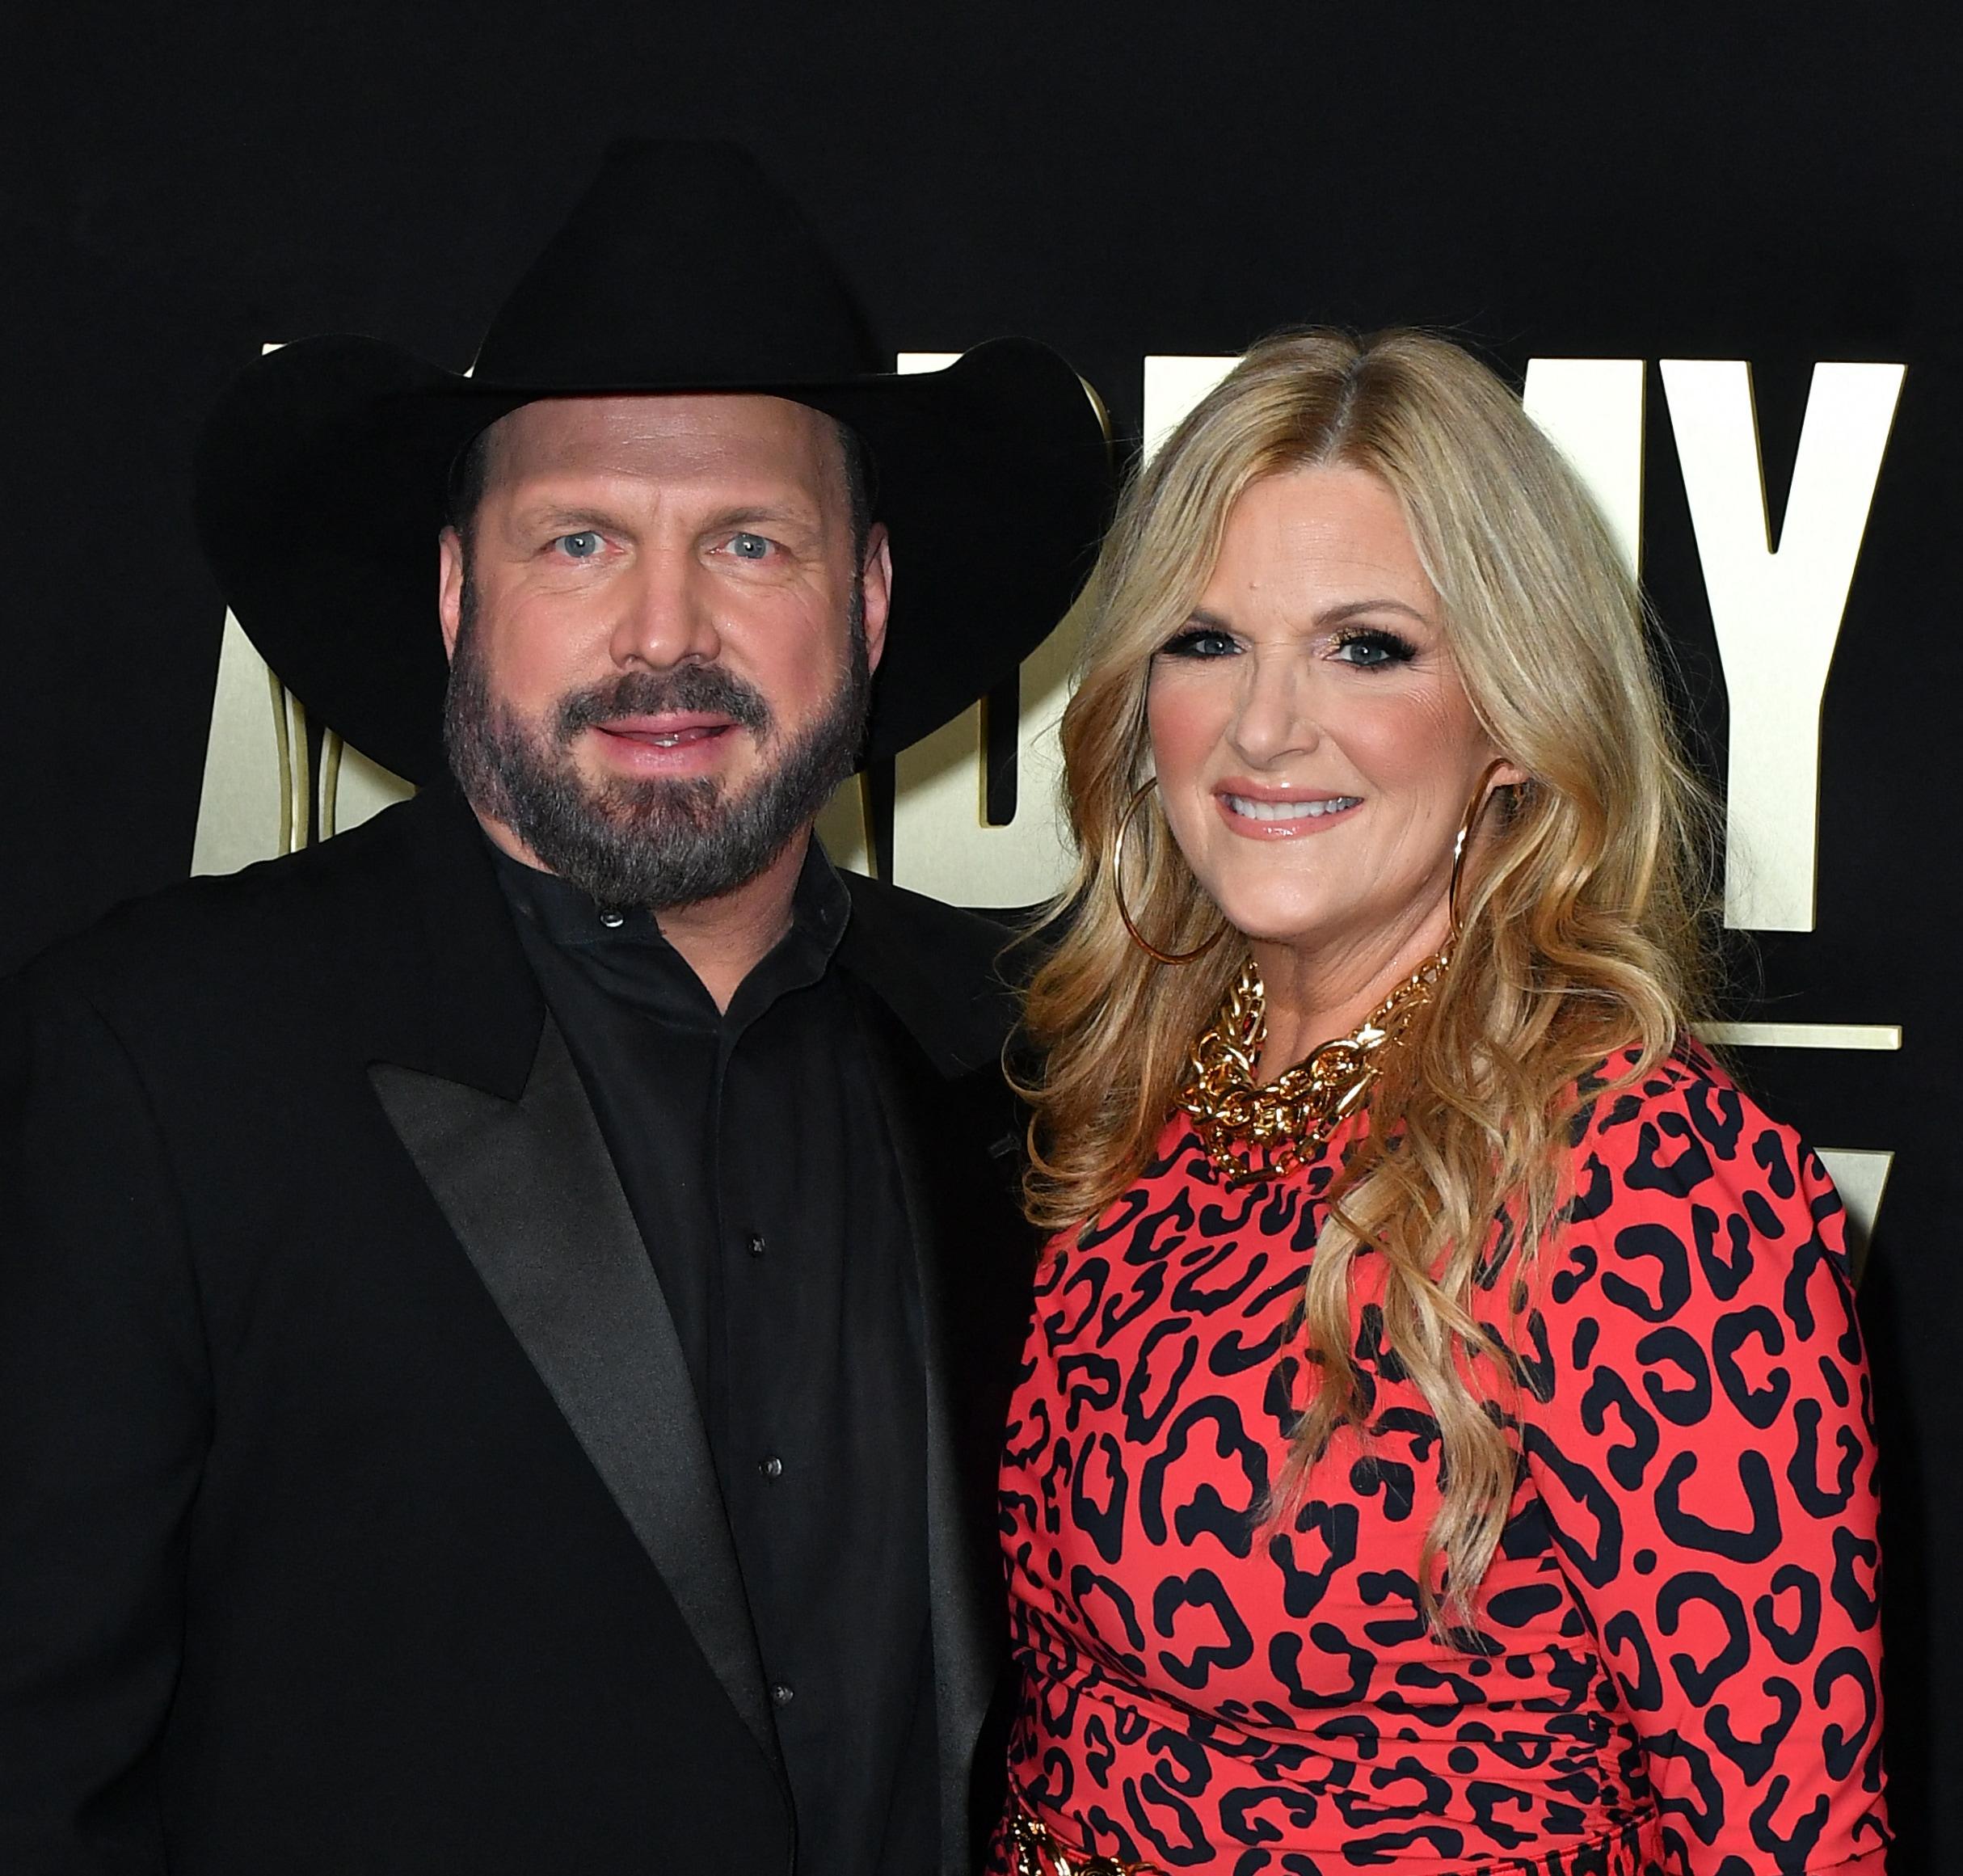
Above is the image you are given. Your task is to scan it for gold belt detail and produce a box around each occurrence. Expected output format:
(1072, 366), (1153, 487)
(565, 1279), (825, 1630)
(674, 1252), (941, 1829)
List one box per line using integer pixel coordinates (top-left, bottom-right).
(1009, 1809), (1162, 1876)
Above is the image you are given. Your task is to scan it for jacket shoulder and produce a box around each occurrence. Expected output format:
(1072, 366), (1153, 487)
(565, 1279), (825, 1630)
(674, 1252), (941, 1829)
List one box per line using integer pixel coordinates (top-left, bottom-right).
(17, 801), (422, 1009)
(840, 872), (1026, 1076)
(842, 871), (1021, 973)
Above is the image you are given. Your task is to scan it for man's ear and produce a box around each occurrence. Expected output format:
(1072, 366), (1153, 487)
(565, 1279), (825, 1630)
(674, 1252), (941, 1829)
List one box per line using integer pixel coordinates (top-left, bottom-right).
(860, 522), (893, 674)
(437, 527), (465, 663)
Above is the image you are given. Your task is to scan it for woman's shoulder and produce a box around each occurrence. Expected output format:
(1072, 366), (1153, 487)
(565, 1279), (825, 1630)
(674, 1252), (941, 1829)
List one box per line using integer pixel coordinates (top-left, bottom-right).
(1545, 1038), (1856, 1306)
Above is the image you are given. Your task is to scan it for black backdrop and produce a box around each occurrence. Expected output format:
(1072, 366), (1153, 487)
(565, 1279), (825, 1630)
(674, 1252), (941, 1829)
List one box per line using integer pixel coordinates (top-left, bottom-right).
(4, 6), (1957, 1865)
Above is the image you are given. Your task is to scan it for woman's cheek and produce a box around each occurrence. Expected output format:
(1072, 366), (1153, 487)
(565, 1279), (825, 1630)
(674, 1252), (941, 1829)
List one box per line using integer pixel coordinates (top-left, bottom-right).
(1147, 671), (1228, 790)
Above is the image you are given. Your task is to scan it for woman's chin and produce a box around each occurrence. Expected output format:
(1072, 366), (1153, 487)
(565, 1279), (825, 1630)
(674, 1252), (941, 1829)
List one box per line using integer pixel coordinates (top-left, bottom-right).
(1201, 894), (1332, 955)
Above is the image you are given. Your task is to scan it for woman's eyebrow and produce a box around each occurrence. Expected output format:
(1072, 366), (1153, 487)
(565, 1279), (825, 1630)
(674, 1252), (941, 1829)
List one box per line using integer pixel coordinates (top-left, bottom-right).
(1315, 597), (1433, 627)
(1181, 598), (1433, 630)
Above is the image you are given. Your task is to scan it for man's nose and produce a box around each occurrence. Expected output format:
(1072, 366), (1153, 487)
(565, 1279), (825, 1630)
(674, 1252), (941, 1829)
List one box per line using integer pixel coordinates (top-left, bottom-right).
(609, 551), (724, 671)
(1228, 647), (1323, 766)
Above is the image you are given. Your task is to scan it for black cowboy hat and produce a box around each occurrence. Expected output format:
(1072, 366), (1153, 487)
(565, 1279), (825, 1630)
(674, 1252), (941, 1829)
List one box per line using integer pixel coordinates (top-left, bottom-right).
(193, 139), (1113, 786)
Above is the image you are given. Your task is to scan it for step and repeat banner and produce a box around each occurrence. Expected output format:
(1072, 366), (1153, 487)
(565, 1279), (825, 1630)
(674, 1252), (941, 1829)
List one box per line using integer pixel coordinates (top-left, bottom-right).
(190, 344), (1906, 1267)
(4, 6), (1957, 1865)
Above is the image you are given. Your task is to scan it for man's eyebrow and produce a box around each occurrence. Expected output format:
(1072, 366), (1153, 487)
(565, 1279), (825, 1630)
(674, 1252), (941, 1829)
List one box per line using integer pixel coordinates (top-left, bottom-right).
(508, 501), (632, 535)
(506, 499), (826, 536)
(694, 500), (824, 535)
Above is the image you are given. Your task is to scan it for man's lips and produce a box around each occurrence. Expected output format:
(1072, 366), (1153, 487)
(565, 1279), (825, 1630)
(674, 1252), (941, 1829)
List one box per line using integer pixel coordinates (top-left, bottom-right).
(1214, 785), (1363, 836)
(591, 713), (739, 749)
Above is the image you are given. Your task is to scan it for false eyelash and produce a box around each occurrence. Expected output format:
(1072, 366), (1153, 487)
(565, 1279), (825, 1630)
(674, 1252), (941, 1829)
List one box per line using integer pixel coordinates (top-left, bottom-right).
(1157, 626), (1237, 659)
(1329, 626), (1417, 664)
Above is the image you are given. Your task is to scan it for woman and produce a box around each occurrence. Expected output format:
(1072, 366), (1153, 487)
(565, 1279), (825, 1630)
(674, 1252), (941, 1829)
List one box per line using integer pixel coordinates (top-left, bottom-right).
(996, 331), (1886, 1875)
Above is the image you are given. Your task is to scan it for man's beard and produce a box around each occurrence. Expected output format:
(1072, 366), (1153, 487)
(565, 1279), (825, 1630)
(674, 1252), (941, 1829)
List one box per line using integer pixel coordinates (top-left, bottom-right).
(444, 585), (871, 912)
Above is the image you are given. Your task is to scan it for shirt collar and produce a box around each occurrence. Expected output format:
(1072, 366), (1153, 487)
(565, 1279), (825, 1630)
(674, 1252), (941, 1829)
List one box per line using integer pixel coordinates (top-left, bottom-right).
(490, 833), (853, 1027)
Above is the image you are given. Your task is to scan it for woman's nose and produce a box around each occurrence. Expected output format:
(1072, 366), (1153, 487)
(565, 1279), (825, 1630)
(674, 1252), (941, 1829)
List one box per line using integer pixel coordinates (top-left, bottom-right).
(1228, 649), (1323, 766)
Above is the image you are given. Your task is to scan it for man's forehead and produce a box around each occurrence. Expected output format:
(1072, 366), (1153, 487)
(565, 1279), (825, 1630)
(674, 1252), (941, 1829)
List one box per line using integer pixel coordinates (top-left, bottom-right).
(482, 391), (843, 492)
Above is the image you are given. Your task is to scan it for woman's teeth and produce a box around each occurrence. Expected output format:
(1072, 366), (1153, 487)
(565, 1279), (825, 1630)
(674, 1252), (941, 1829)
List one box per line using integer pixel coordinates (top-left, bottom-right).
(1225, 794), (1361, 821)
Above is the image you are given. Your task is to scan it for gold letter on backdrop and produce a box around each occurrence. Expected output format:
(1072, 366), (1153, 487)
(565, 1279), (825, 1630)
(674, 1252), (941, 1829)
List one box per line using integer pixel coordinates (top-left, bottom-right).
(886, 353), (1094, 906)
(1521, 357), (1645, 574)
(192, 344), (419, 875)
(192, 611), (413, 874)
(1661, 359), (1904, 932)
(1141, 356), (1236, 461)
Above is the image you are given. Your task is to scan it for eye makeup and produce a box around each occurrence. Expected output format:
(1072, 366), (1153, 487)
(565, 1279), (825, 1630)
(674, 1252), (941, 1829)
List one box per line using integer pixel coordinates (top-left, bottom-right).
(1156, 625), (1239, 660)
(1328, 626), (1417, 668)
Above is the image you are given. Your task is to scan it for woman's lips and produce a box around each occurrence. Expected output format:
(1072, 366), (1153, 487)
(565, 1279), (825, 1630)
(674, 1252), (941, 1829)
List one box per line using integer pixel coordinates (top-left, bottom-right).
(1215, 789), (1363, 837)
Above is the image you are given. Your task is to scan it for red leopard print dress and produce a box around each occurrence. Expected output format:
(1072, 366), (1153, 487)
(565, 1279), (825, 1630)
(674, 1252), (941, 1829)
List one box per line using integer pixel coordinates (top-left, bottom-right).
(995, 1050), (1888, 1874)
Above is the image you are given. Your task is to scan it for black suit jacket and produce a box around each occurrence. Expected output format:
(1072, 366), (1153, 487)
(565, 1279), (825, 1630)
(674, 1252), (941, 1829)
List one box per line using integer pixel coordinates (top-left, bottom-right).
(0, 786), (1034, 1874)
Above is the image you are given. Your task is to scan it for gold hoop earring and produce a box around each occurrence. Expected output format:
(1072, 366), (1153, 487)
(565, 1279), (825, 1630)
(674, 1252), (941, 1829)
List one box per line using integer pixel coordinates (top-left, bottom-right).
(1448, 757), (1517, 943)
(1111, 780), (1226, 965)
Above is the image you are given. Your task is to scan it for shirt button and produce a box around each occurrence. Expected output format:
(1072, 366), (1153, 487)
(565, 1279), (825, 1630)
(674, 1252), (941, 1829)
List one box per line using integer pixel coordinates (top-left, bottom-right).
(597, 909), (626, 929)
(746, 1233), (766, 1258)
(760, 1454), (783, 1479)
(770, 1682), (794, 1708)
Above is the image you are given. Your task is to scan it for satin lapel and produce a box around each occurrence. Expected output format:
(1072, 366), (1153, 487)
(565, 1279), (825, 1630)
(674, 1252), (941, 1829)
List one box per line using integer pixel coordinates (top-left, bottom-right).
(369, 1018), (783, 1782)
(850, 986), (1033, 1870)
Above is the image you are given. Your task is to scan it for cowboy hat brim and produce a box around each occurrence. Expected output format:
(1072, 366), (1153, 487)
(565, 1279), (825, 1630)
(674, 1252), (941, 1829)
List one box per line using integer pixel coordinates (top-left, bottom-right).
(194, 333), (1112, 787)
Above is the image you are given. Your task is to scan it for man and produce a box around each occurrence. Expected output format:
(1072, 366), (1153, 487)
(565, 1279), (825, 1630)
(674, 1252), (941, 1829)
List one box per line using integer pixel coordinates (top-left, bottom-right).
(0, 141), (1109, 1874)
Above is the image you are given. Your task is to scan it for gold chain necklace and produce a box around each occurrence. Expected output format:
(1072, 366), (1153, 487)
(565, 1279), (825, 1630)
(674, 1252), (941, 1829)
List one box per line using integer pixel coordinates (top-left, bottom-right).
(1177, 951), (1450, 1185)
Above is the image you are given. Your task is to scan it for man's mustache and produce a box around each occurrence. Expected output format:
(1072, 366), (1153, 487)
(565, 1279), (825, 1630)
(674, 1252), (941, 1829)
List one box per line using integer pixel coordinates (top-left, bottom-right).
(554, 665), (773, 743)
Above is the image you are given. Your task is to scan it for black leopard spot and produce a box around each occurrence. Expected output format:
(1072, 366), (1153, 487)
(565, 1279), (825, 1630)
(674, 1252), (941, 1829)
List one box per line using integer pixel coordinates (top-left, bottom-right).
(1578, 1364), (1661, 1490)
(1602, 1222), (1693, 1322)
(1602, 1610), (1664, 1712)
(1710, 1306), (1791, 1430)
(1121, 1317), (1199, 1444)
(1829, 1527), (1881, 1631)
(1070, 1431), (1132, 1566)
(1657, 1571), (1752, 1704)
(1268, 1501), (1360, 1617)
(1625, 1113), (1714, 1197)
(1751, 1126), (1797, 1199)
(1635, 1326), (1712, 1425)
(1788, 1398), (1860, 1516)
(1655, 1449), (1782, 1563)
(1707, 1676), (1800, 1781)
(1690, 1204), (1754, 1301)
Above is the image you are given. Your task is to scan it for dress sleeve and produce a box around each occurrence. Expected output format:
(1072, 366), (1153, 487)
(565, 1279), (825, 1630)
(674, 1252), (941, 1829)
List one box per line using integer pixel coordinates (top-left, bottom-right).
(1516, 1058), (1888, 1874)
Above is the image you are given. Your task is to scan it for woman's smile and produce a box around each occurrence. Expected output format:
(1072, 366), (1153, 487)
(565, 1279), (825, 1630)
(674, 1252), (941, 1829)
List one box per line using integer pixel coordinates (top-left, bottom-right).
(1215, 786), (1364, 834)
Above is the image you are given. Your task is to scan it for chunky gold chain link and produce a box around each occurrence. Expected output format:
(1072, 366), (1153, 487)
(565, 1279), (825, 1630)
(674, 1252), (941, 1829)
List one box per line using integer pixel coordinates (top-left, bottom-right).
(1009, 1811), (1161, 1876)
(1177, 951), (1449, 1184)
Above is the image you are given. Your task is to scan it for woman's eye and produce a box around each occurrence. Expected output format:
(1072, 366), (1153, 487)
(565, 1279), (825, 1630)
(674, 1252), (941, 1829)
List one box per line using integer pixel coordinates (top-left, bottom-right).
(1158, 626), (1239, 660)
(1330, 628), (1416, 669)
(554, 531), (604, 560)
(727, 532), (773, 561)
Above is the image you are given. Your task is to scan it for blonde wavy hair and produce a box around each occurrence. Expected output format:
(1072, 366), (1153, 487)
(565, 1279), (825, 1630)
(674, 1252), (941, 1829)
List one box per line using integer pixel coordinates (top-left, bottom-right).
(1020, 329), (1717, 1625)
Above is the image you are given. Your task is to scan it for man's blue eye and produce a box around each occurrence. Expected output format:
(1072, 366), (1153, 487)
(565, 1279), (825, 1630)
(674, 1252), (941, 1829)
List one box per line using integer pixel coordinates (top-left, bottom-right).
(728, 532), (771, 560)
(557, 531), (604, 559)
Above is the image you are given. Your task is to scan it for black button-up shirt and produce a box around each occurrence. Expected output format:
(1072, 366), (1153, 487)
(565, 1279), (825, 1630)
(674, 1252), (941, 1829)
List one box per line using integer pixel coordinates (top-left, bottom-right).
(493, 839), (936, 1874)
